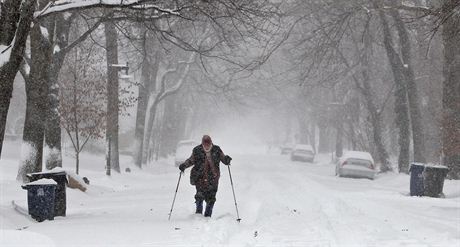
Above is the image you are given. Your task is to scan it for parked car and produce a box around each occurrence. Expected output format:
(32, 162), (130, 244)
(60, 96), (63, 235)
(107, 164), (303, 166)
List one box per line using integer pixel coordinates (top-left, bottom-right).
(280, 143), (295, 154)
(335, 151), (376, 179)
(174, 140), (198, 167)
(290, 144), (315, 162)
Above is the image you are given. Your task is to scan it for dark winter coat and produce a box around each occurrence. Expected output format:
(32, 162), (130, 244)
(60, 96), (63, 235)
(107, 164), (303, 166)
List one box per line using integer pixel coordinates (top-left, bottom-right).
(183, 144), (230, 189)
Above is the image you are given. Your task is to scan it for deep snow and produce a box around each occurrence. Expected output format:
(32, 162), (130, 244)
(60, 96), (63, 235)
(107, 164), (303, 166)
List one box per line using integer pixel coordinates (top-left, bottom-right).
(1, 141), (459, 247)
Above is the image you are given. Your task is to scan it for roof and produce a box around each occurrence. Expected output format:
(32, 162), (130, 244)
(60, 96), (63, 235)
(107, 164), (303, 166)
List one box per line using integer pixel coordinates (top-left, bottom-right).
(294, 144), (314, 151)
(341, 151), (374, 163)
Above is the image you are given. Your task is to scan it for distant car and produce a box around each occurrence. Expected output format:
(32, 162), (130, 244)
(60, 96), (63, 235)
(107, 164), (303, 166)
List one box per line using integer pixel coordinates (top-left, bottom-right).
(335, 151), (376, 180)
(280, 143), (295, 154)
(290, 144), (315, 162)
(174, 140), (198, 167)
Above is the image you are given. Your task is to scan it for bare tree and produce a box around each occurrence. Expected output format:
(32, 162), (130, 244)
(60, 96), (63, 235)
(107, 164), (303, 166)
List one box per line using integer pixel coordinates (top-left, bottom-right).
(60, 46), (106, 175)
(17, 0), (52, 182)
(374, 0), (411, 172)
(142, 52), (197, 164)
(133, 30), (160, 168)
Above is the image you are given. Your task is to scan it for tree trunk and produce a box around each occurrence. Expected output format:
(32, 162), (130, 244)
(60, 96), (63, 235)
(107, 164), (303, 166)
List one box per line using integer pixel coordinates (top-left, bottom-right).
(104, 21), (120, 173)
(142, 55), (194, 164)
(45, 61), (63, 169)
(442, 3), (460, 179)
(389, 6), (426, 164)
(44, 13), (72, 170)
(35, 12), (63, 170)
(318, 125), (330, 153)
(0, 0), (35, 159)
(360, 73), (392, 172)
(0, 0), (22, 45)
(134, 46), (159, 167)
(18, 9), (52, 181)
(309, 121), (316, 154)
(76, 151), (80, 175)
(159, 95), (181, 158)
(360, 17), (391, 172)
(347, 97), (360, 151)
(297, 117), (309, 144)
(134, 83), (148, 167)
(335, 119), (343, 158)
(73, 73), (80, 175)
(143, 100), (160, 164)
(375, 1), (409, 172)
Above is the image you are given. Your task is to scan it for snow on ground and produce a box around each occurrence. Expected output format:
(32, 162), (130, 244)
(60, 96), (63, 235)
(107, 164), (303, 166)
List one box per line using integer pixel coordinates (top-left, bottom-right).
(1, 141), (459, 247)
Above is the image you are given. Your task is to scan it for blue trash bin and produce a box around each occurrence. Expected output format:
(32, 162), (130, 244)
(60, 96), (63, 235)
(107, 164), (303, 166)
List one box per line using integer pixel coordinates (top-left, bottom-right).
(27, 170), (67, 217)
(22, 179), (57, 222)
(409, 163), (425, 196)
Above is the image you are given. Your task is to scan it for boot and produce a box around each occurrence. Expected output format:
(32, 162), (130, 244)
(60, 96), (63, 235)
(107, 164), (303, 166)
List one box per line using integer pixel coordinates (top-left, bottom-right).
(195, 200), (203, 214)
(204, 202), (214, 217)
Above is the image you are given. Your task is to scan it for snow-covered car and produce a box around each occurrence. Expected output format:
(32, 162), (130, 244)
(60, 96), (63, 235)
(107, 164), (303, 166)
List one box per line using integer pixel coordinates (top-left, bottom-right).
(290, 144), (315, 162)
(335, 151), (376, 180)
(280, 143), (295, 154)
(174, 140), (198, 167)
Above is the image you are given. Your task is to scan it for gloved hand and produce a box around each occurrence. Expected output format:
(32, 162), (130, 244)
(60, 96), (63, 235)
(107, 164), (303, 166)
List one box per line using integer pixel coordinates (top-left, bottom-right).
(224, 155), (232, 165)
(179, 163), (186, 172)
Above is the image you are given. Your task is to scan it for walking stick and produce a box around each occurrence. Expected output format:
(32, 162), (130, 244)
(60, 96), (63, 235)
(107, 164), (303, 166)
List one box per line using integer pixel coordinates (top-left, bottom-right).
(168, 172), (182, 220)
(227, 165), (241, 222)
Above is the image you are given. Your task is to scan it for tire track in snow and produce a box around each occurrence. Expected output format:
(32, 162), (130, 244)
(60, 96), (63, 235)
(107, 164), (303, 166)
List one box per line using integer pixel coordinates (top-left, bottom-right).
(291, 163), (445, 246)
(231, 156), (333, 246)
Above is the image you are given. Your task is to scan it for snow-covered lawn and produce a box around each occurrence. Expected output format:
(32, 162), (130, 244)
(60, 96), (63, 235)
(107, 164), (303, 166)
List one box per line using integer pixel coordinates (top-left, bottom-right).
(1, 144), (459, 246)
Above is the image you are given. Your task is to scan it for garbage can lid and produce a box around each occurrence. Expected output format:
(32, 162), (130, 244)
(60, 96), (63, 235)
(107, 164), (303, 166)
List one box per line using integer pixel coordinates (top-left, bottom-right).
(424, 164), (448, 169)
(24, 178), (57, 186)
(410, 162), (426, 167)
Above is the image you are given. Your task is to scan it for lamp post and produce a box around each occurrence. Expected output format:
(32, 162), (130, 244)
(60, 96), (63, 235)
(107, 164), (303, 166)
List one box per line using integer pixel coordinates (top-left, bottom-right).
(106, 62), (130, 175)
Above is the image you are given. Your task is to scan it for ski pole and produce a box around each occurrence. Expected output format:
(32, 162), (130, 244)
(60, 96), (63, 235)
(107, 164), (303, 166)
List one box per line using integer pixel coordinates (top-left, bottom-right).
(227, 165), (241, 222)
(168, 172), (182, 221)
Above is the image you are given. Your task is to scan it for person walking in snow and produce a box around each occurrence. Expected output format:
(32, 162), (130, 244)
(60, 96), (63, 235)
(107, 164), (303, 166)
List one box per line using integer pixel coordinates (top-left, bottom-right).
(179, 135), (232, 217)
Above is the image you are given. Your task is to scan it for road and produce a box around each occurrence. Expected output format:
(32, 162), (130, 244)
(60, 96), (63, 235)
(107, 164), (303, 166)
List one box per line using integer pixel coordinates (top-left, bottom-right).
(1, 152), (459, 247)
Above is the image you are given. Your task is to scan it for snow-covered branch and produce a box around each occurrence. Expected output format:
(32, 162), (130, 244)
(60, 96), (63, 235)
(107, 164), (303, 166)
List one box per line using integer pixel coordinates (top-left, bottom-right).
(157, 54), (196, 102)
(382, 4), (435, 16)
(57, 17), (105, 56)
(34, 0), (183, 19)
(148, 54), (196, 107)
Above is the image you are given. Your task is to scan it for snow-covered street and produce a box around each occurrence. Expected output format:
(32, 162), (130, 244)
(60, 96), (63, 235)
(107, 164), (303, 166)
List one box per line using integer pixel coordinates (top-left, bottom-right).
(2, 1), (460, 246)
(1, 146), (459, 247)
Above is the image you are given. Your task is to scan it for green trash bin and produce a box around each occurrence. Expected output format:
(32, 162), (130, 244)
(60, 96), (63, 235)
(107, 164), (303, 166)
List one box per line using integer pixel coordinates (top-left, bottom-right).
(424, 165), (449, 198)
